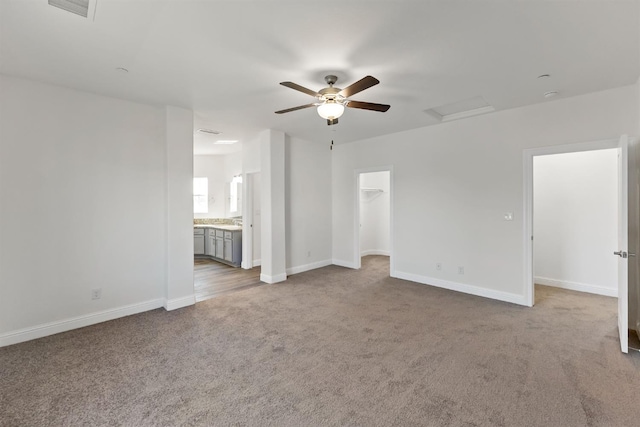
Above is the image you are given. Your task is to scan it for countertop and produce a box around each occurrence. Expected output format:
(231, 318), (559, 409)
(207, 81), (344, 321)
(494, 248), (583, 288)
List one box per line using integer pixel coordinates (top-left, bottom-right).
(194, 224), (242, 231)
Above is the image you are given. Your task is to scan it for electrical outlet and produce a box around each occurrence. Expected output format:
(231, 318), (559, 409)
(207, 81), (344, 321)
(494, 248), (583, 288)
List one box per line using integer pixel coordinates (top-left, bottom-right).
(458, 267), (464, 275)
(436, 262), (442, 271)
(307, 251), (311, 258)
(91, 288), (102, 300)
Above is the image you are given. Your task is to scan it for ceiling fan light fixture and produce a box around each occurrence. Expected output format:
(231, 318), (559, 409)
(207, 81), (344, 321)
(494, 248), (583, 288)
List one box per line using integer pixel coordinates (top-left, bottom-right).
(317, 101), (345, 120)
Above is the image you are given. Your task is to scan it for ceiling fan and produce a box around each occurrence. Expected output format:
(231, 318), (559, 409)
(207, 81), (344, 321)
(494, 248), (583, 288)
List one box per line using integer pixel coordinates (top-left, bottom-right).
(275, 75), (390, 125)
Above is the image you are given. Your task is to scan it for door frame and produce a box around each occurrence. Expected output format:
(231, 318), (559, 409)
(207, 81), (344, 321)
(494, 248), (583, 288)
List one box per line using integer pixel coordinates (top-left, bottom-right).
(354, 165), (394, 274)
(242, 170), (260, 269)
(523, 138), (621, 307)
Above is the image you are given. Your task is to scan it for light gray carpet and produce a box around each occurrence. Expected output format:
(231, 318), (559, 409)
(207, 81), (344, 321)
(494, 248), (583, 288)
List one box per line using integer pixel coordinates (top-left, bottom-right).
(1, 256), (639, 426)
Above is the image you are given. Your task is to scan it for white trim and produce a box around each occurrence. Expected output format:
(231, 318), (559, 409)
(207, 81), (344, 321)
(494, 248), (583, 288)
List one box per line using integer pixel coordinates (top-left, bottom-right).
(617, 135), (629, 354)
(534, 276), (617, 297)
(523, 138), (620, 308)
(360, 250), (390, 256)
(164, 294), (195, 311)
(0, 298), (165, 347)
(332, 259), (358, 269)
(286, 259), (332, 275)
(394, 271), (528, 306)
(242, 171), (254, 270)
(260, 272), (287, 284)
(240, 258), (261, 269)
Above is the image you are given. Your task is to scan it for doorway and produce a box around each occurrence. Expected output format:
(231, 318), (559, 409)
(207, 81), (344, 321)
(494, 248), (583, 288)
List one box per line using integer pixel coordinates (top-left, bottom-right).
(192, 154), (262, 302)
(242, 172), (262, 270)
(524, 136), (630, 353)
(532, 149), (618, 297)
(355, 167), (393, 273)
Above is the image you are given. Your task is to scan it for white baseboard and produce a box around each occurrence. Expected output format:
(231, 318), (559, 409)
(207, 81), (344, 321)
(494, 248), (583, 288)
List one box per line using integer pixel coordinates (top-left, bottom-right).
(332, 259), (358, 269)
(286, 259), (332, 275)
(360, 250), (390, 256)
(0, 298), (165, 348)
(393, 271), (528, 306)
(241, 259), (261, 269)
(534, 276), (617, 297)
(164, 294), (196, 311)
(260, 272), (287, 284)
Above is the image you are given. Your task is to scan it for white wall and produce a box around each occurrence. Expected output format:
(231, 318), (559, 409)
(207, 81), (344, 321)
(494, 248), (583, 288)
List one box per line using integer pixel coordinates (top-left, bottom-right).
(360, 171), (390, 256)
(533, 150), (618, 296)
(332, 85), (638, 305)
(285, 136), (333, 274)
(242, 134), (261, 174)
(260, 129), (286, 283)
(224, 152), (243, 217)
(165, 106), (195, 310)
(0, 75), (169, 343)
(630, 75), (640, 331)
(193, 155), (226, 218)
(630, 136), (640, 331)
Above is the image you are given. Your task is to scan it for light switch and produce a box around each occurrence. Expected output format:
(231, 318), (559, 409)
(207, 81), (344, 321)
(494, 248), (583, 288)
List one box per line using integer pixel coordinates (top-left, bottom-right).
(504, 212), (514, 221)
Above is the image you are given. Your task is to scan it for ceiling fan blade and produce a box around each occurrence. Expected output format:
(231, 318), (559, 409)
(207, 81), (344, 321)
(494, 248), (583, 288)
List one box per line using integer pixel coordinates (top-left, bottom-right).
(346, 100), (390, 112)
(280, 82), (319, 97)
(275, 103), (316, 114)
(339, 76), (380, 98)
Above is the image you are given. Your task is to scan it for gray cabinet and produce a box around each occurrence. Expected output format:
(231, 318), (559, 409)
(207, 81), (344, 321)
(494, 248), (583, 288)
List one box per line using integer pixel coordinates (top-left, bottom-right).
(224, 238), (233, 261)
(207, 236), (216, 256)
(194, 226), (242, 267)
(194, 228), (205, 255)
(215, 236), (224, 259)
(223, 230), (242, 264)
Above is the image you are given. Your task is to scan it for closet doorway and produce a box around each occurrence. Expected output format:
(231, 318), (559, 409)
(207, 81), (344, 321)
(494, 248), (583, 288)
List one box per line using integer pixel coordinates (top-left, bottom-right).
(524, 136), (630, 353)
(355, 168), (393, 274)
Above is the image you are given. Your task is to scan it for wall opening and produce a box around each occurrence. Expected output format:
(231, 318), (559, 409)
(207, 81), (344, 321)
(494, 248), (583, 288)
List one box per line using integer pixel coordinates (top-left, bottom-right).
(357, 169), (392, 273)
(533, 149), (619, 298)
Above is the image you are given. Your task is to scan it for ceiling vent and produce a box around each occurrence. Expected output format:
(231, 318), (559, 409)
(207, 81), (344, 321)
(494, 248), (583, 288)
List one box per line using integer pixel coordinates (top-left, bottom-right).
(424, 96), (495, 123)
(48, 0), (90, 18)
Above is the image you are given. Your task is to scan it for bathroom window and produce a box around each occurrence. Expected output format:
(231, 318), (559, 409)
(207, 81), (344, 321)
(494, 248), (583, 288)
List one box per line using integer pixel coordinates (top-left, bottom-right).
(193, 177), (208, 213)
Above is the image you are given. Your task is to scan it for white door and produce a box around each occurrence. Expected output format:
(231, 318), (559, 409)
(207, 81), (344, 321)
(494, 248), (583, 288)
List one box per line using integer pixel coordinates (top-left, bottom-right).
(616, 135), (629, 353)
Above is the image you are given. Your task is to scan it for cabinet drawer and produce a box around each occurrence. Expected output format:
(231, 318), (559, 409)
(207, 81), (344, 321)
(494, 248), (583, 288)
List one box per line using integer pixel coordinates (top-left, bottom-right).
(194, 228), (204, 235)
(207, 228), (216, 237)
(224, 231), (233, 239)
(215, 229), (225, 237)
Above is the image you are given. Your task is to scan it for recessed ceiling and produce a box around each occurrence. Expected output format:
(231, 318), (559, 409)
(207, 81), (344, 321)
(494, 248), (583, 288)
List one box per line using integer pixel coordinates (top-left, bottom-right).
(1, 0), (638, 153)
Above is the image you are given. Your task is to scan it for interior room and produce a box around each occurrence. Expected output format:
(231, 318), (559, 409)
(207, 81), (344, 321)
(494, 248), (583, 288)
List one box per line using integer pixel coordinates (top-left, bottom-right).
(192, 140), (262, 301)
(359, 170), (391, 271)
(533, 149), (619, 298)
(1, 1), (639, 425)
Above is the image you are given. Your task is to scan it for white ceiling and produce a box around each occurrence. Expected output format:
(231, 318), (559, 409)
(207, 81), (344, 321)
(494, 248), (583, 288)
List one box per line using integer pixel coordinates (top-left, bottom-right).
(1, 0), (639, 155)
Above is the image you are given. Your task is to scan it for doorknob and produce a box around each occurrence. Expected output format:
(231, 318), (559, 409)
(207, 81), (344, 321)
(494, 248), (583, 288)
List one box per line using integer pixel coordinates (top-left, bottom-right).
(613, 251), (628, 258)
